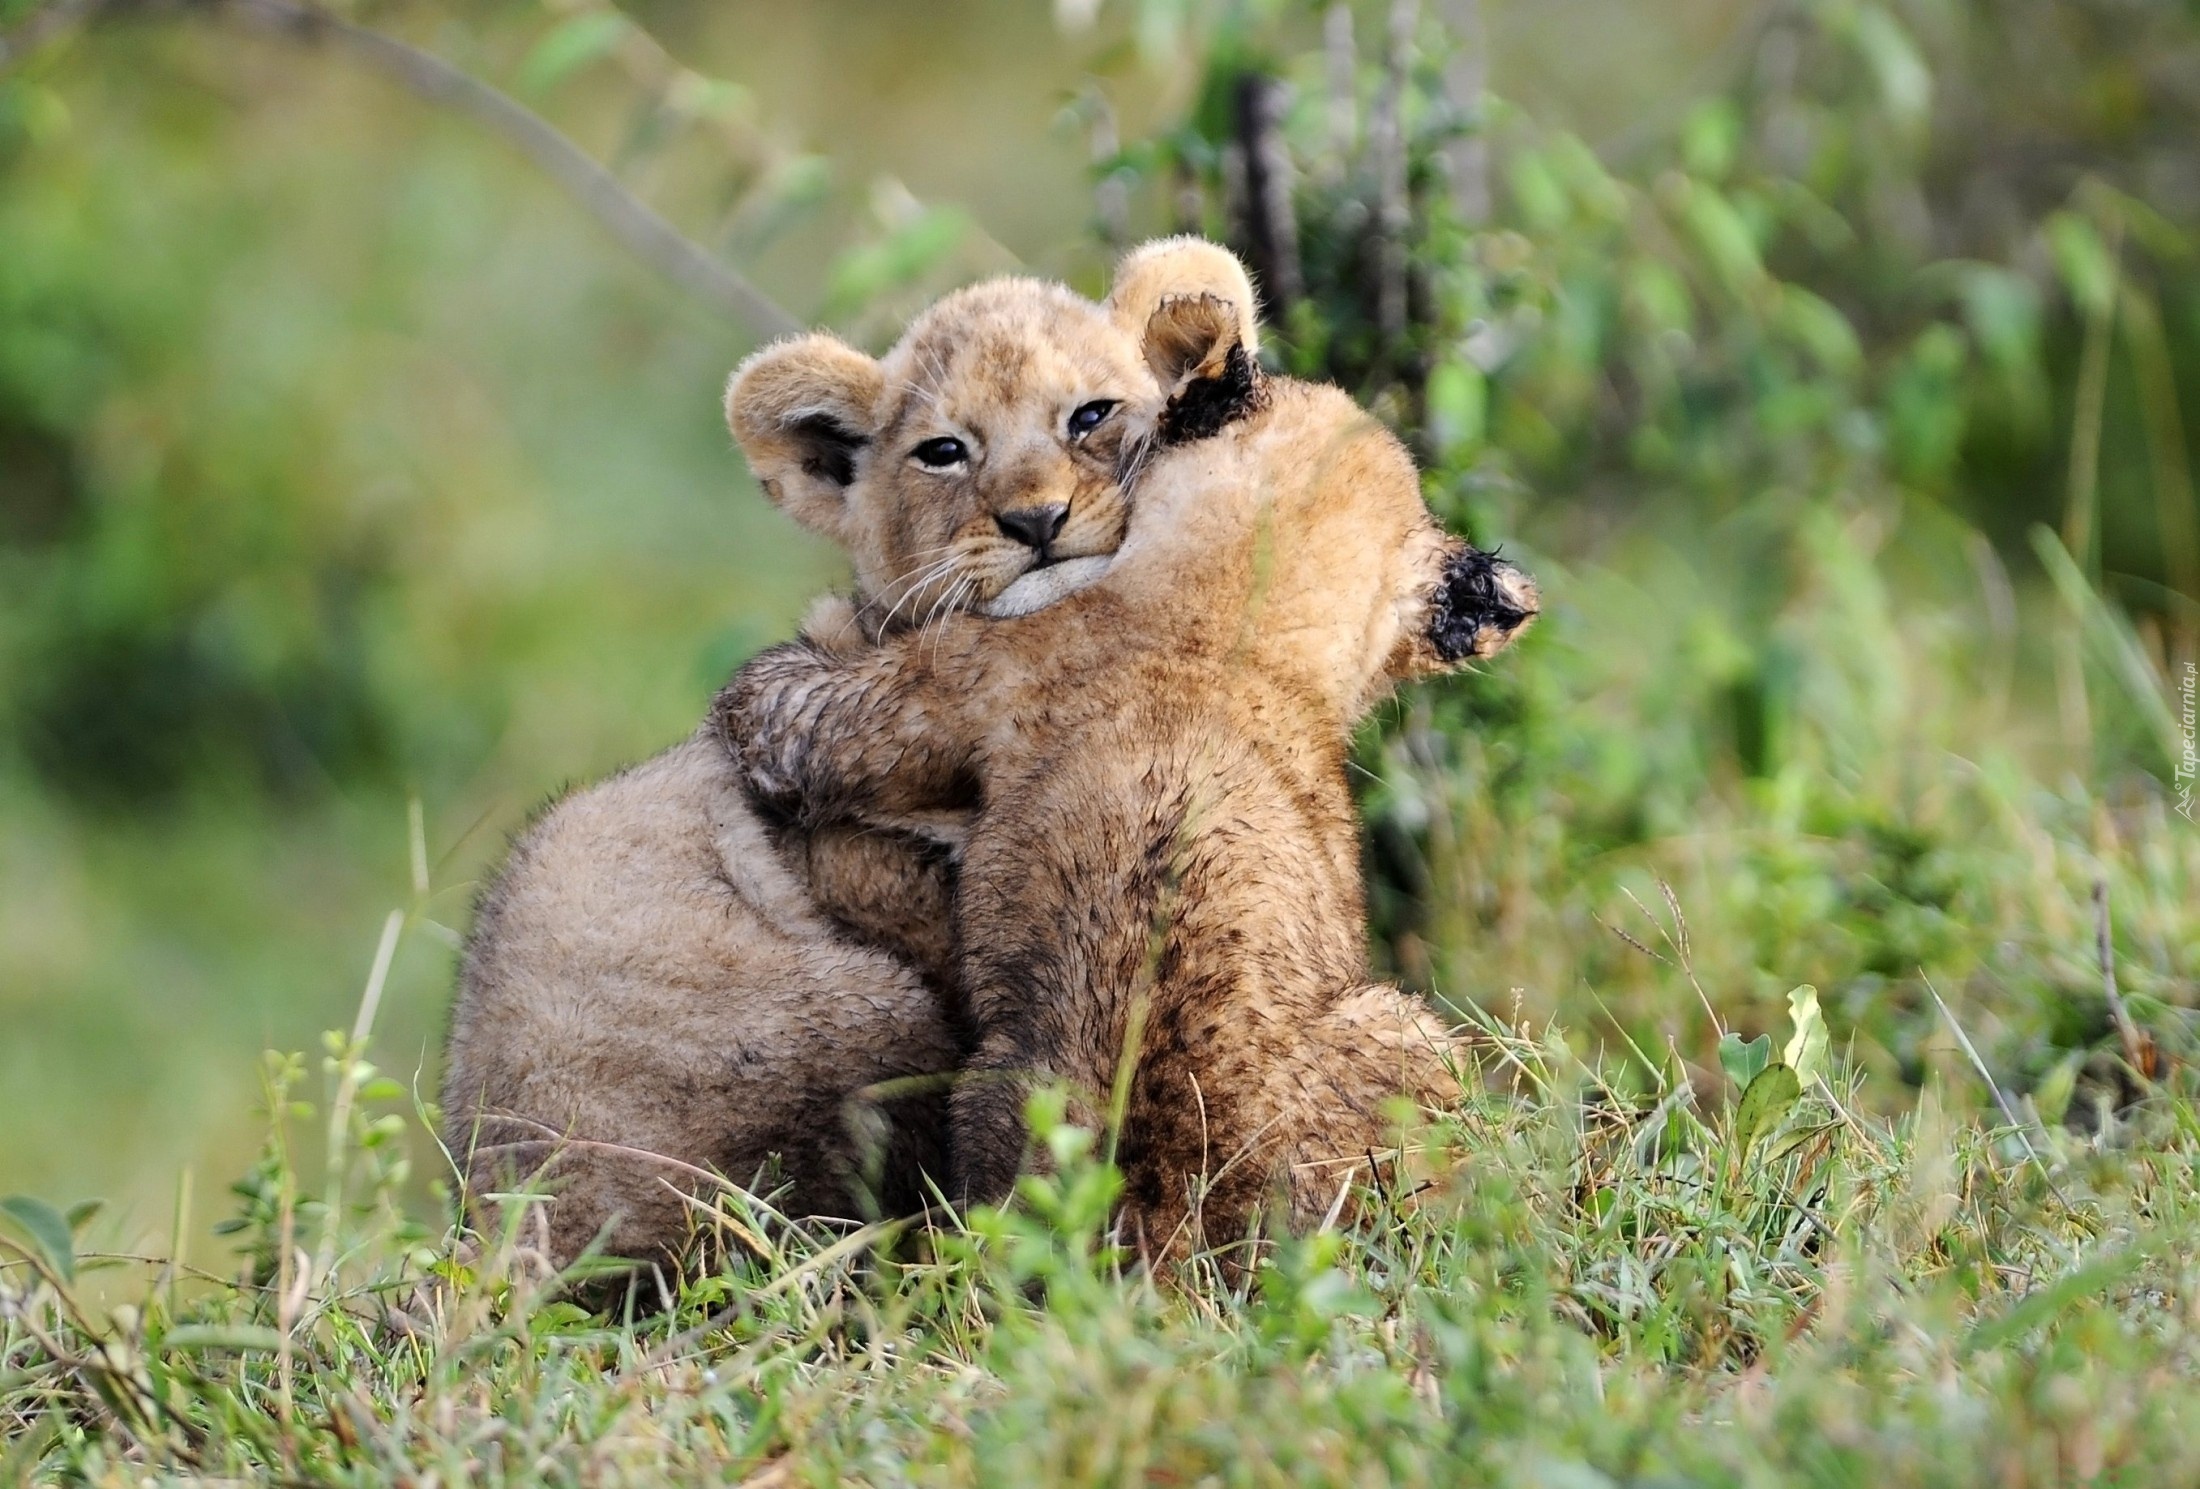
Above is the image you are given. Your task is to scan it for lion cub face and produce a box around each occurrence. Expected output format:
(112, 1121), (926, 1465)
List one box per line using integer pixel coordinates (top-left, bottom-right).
(726, 242), (1259, 633)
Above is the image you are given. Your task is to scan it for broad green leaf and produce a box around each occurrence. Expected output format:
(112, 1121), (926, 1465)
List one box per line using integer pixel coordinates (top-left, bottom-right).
(1718, 1032), (1771, 1090)
(0, 1194), (75, 1283)
(1547, 135), (1628, 221)
(517, 12), (630, 96)
(1733, 1064), (1802, 1161)
(1782, 984), (1829, 1084)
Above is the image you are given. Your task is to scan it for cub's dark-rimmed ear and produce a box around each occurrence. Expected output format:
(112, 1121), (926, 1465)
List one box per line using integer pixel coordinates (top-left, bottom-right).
(1145, 293), (1266, 446)
(725, 333), (886, 543)
(1105, 236), (1260, 360)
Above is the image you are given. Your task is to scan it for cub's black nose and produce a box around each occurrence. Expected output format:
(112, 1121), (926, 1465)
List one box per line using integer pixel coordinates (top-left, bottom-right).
(996, 504), (1071, 552)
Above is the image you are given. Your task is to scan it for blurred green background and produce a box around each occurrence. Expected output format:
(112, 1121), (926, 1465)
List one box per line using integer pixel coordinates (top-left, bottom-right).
(1, 0), (2194, 1257)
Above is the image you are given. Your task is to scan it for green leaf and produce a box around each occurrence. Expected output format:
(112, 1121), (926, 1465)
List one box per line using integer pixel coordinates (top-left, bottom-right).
(2031, 527), (2186, 768)
(1675, 181), (1764, 297)
(2046, 211), (2117, 317)
(1776, 287), (1863, 378)
(1680, 99), (1740, 183)
(820, 205), (970, 320)
(517, 11), (630, 96)
(1955, 264), (2043, 374)
(0, 1194), (76, 1283)
(1718, 1032), (1771, 1090)
(1508, 149), (1568, 232)
(1626, 259), (1693, 336)
(1733, 1064), (1802, 1161)
(2033, 1054), (2080, 1128)
(1851, 5), (1932, 131)
(1782, 985), (1829, 1085)
(1424, 358), (1486, 454)
(64, 1198), (104, 1231)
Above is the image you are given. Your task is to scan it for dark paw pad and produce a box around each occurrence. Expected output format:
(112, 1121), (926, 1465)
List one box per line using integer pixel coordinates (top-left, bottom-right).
(1429, 547), (1539, 662)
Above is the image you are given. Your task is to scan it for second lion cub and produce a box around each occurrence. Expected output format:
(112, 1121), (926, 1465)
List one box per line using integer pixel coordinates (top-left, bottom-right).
(443, 240), (1258, 1278)
(718, 286), (1538, 1260)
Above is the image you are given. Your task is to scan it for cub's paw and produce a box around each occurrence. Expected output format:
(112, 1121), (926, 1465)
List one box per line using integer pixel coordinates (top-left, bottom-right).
(1428, 546), (1539, 662)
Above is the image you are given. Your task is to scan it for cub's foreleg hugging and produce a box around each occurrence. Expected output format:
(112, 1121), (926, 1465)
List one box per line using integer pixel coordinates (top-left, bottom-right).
(718, 291), (1538, 1257)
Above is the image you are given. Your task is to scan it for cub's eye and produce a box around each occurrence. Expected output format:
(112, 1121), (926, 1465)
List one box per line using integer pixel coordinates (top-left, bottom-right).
(911, 437), (968, 468)
(1066, 400), (1118, 438)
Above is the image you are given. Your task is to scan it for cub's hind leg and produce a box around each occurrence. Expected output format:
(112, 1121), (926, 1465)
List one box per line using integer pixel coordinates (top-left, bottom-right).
(1271, 985), (1465, 1232)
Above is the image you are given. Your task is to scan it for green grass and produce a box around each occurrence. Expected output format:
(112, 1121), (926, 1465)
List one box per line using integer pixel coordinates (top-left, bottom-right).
(9, 982), (2200, 1485)
(6, 0), (2200, 1478)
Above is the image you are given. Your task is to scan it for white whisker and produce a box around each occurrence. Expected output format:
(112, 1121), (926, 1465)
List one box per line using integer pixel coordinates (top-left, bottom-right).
(873, 551), (972, 634)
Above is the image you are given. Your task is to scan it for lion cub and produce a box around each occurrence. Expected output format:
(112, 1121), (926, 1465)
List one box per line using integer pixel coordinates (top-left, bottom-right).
(442, 240), (1260, 1277)
(716, 287), (1538, 1261)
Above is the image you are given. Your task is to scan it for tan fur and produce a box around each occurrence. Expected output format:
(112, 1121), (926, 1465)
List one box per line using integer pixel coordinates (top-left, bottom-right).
(442, 241), (1261, 1276)
(716, 301), (1537, 1266)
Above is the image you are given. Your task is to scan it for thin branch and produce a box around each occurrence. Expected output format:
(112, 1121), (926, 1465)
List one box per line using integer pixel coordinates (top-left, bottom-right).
(1436, 0), (1488, 224)
(1234, 71), (1302, 312)
(1925, 973), (2075, 1212)
(2093, 878), (2149, 1082)
(1322, 2), (1356, 170)
(220, 0), (798, 337)
(1369, 0), (1417, 344)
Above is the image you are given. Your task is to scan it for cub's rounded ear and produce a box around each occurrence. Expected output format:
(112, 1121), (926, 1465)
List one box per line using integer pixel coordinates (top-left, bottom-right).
(1142, 292), (1246, 393)
(1142, 292), (1267, 444)
(1105, 236), (1260, 361)
(725, 333), (886, 543)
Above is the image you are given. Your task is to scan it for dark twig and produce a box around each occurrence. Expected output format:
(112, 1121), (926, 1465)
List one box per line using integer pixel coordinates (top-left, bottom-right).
(2094, 878), (2149, 1080)
(1087, 89), (1129, 248)
(1436, 0), (1488, 223)
(1925, 973), (2075, 1212)
(1369, 0), (1417, 344)
(221, 0), (798, 337)
(1234, 71), (1302, 312)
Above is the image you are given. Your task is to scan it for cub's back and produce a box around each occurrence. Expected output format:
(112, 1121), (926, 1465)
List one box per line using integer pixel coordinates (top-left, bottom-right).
(444, 735), (957, 1259)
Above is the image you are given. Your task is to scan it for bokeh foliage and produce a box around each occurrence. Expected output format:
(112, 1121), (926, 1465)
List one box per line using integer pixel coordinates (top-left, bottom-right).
(3, 0), (2200, 1479)
(1108, 0), (2198, 1109)
(0, 0), (2196, 1248)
